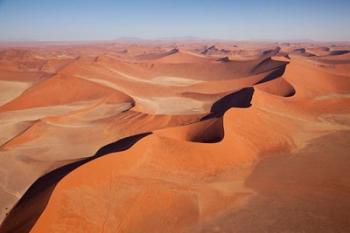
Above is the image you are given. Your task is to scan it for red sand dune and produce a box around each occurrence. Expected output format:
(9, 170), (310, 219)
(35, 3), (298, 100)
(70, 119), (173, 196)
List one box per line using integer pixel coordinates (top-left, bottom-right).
(0, 41), (349, 233)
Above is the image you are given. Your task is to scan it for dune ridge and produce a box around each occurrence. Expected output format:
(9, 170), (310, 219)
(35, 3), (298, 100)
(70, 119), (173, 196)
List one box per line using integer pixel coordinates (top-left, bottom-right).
(0, 41), (349, 233)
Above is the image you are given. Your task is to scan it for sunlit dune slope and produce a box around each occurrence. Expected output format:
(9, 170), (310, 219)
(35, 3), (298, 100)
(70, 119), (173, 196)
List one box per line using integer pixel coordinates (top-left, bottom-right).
(0, 41), (349, 233)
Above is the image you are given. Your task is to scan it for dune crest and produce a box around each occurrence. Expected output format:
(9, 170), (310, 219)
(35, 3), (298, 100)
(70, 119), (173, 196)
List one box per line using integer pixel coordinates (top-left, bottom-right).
(0, 41), (349, 233)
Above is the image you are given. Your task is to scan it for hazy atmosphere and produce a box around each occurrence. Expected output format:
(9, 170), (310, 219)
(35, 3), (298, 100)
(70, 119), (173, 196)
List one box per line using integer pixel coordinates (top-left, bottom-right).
(0, 0), (350, 41)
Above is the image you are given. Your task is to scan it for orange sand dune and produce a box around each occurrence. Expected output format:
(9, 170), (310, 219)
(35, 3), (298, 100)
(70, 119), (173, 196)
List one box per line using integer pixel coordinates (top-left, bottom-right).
(0, 74), (133, 112)
(0, 42), (349, 233)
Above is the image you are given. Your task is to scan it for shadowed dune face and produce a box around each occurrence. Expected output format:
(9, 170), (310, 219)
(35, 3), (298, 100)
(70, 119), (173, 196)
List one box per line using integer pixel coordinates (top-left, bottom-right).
(0, 41), (349, 233)
(255, 77), (295, 97)
(0, 132), (151, 233)
(155, 117), (224, 143)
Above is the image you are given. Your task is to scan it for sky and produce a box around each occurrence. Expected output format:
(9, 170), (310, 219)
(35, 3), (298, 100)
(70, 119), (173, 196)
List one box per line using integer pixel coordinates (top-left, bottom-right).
(0, 0), (349, 41)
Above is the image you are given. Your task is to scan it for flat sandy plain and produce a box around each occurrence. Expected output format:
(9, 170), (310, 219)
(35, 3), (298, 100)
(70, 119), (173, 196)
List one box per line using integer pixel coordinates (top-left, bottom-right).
(0, 40), (349, 233)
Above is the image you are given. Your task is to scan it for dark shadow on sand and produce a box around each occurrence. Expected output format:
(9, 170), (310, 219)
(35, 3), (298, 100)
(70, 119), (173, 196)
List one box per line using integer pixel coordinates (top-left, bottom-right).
(0, 132), (151, 233)
(202, 63), (289, 121)
(202, 87), (255, 121)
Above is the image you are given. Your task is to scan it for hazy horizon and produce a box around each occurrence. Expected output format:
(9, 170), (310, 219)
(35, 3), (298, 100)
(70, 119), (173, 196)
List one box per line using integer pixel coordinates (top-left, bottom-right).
(1, 0), (350, 42)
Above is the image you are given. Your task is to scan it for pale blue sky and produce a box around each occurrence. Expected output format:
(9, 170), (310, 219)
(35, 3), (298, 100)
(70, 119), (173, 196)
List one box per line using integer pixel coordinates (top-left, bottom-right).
(0, 0), (349, 41)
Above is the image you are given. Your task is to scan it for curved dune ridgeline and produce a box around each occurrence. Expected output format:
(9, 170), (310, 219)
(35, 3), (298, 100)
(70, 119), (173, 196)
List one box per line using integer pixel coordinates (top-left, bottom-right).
(0, 41), (349, 233)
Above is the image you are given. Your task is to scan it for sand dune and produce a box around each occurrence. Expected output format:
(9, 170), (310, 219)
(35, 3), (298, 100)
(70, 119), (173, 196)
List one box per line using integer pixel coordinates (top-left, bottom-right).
(0, 41), (349, 233)
(0, 80), (32, 106)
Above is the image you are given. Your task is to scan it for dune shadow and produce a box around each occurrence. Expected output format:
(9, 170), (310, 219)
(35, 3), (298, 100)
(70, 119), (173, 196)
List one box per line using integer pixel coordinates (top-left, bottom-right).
(329, 50), (349, 56)
(186, 118), (224, 144)
(202, 87), (255, 120)
(255, 66), (296, 97)
(256, 66), (286, 85)
(284, 87), (296, 97)
(202, 64), (288, 121)
(0, 132), (151, 233)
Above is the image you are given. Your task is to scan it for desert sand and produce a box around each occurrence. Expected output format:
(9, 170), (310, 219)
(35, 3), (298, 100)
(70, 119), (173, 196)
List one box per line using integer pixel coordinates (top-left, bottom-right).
(0, 41), (349, 233)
